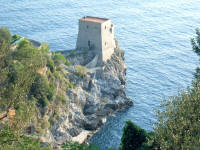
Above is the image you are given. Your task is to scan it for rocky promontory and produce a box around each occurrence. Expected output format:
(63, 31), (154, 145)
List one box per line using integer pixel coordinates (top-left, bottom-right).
(40, 47), (133, 148)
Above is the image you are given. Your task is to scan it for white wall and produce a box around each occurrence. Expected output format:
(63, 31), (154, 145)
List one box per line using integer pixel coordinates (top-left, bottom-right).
(101, 20), (115, 62)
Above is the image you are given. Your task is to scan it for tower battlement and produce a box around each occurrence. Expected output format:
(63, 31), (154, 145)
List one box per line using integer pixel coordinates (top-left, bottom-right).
(76, 16), (116, 66)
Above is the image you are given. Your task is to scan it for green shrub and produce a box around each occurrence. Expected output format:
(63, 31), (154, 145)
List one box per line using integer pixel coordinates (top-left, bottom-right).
(53, 53), (66, 66)
(65, 59), (71, 66)
(57, 94), (67, 104)
(120, 121), (147, 150)
(41, 120), (50, 130)
(0, 27), (11, 44)
(0, 128), (52, 150)
(191, 28), (200, 56)
(12, 34), (20, 39)
(67, 82), (75, 89)
(74, 65), (87, 78)
(30, 74), (54, 107)
(0, 27), (54, 150)
(11, 34), (20, 44)
(62, 141), (99, 150)
(47, 57), (55, 73)
(49, 115), (58, 126)
(53, 71), (59, 79)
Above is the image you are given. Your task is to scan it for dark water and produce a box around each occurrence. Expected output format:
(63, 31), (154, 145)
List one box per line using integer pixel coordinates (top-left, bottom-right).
(1, 0), (200, 149)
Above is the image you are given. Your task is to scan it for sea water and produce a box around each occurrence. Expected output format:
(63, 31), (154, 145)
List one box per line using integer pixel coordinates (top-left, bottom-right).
(1, 0), (200, 149)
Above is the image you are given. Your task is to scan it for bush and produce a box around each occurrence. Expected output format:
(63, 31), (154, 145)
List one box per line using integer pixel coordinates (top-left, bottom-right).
(12, 34), (20, 39)
(62, 141), (99, 150)
(0, 27), (11, 44)
(41, 120), (50, 130)
(53, 53), (66, 66)
(53, 71), (59, 79)
(74, 65), (87, 78)
(120, 121), (147, 150)
(0, 27), (55, 149)
(67, 82), (75, 89)
(57, 94), (67, 104)
(30, 74), (54, 107)
(191, 28), (200, 56)
(0, 128), (52, 150)
(11, 34), (20, 44)
(65, 59), (71, 66)
(47, 57), (55, 73)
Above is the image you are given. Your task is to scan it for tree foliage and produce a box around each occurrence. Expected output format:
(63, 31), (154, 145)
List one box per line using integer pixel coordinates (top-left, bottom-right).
(153, 87), (200, 149)
(191, 28), (200, 56)
(0, 128), (51, 150)
(0, 27), (54, 149)
(62, 141), (100, 150)
(120, 121), (148, 150)
(30, 74), (54, 107)
(153, 28), (200, 149)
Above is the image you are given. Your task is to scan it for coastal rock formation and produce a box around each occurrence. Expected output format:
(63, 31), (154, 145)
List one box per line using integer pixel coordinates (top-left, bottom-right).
(41, 48), (133, 149)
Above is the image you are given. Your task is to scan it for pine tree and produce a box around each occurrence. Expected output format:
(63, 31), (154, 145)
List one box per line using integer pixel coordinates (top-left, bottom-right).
(120, 121), (147, 150)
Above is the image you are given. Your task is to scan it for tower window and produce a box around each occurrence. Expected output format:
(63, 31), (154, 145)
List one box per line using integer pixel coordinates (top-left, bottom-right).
(105, 26), (106, 29)
(87, 25), (89, 29)
(110, 28), (112, 33)
(105, 42), (107, 46)
(88, 40), (91, 47)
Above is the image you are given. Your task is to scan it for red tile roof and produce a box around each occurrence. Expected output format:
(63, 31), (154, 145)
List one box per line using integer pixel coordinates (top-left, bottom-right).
(80, 16), (108, 23)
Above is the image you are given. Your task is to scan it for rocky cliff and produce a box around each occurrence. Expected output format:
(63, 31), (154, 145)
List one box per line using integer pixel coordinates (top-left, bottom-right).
(41, 48), (133, 149)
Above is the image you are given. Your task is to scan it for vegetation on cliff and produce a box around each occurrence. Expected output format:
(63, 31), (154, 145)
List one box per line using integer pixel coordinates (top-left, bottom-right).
(0, 27), (72, 150)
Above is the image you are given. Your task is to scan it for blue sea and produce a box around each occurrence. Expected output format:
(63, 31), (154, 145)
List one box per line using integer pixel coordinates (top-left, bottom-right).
(1, 0), (200, 149)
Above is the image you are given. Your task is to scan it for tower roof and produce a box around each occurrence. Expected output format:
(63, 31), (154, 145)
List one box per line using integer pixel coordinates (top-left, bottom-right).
(80, 16), (109, 24)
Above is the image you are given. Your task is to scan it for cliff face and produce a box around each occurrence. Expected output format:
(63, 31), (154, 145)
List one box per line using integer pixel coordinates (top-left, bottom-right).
(41, 48), (133, 148)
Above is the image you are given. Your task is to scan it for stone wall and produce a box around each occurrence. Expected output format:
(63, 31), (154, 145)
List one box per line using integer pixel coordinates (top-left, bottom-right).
(76, 17), (115, 66)
(76, 20), (102, 65)
(101, 20), (115, 62)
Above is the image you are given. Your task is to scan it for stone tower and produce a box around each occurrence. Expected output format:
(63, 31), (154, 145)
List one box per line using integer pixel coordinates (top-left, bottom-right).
(76, 16), (116, 65)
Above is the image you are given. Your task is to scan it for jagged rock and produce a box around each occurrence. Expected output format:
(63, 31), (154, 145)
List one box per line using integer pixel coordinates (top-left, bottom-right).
(42, 49), (133, 148)
(83, 104), (97, 115)
(83, 115), (103, 130)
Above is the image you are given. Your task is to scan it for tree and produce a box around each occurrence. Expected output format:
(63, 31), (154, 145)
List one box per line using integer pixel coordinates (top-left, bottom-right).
(120, 121), (147, 150)
(191, 28), (200, 83)
(191, 28), (200, 56)
(30, 73), (54, 107)
(0, 27), (11, 44)
(0, 27), (52, 149)
(153, 86), (200, 149)
(153, 28), (200, 149)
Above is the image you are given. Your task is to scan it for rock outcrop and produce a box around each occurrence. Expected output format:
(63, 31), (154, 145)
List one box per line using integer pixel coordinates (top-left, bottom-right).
(41, 48), (133, 149)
